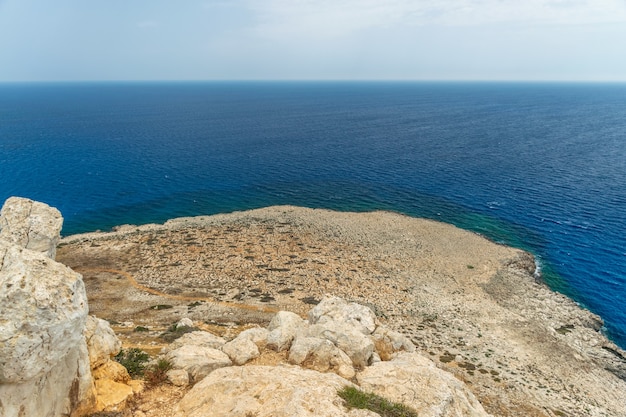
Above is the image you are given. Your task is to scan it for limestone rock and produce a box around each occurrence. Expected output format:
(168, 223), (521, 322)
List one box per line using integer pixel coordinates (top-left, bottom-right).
(91, 360), (131, 384)
(357, 353), (490, 417)
(84, 315), (122, 369)
(0, 196), (63, 259)
(266, 311), (305, 351)
(0, 241), (88, 382)
(176, 317), (194, 329)
(164, 345), (232, 383)
(289, 336), (355, 379)
(94, 378), (134, 412)
(236, 327), (269, 348)
(222, 336), (260, 365)
(303, 322), (374, 368)
(0, 238), (94, 417)
(174, 365), (358, 417)
(166, 369), (190, 387)
(162, 330), (226, 353)
(309, 296), (377, 335)
(370, 326), (416, 361)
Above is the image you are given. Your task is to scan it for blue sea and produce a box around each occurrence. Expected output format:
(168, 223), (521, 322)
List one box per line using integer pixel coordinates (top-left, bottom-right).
(1, 82), (625, 348)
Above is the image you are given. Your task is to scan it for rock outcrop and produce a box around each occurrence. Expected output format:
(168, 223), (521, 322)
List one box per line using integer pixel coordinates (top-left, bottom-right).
(0, 198), (94, 417)
(358, 353), (490, 417)
(168, 297), (490, 416)
(0, 197), (134, 417)
(84, 316), (137, 412)
(0, 196), (63, 259)
(174, 365), (361, 417)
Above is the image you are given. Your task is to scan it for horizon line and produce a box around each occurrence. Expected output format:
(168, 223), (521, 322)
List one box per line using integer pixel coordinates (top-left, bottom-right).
(1, 78), (626, 85)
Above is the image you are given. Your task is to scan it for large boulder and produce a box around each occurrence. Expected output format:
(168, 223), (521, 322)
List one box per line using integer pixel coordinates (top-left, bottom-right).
(370, 326), (416, 361)
(222, 336), (260, 366)
(84, 316), (136, 413)
(84, 316), (122, 369)
(164, 345), (232, 383)
(0, 197), (63, 259)
(288, 336), (355, 379)
(309, 296), (377, 335)
(302, 322), (374, 368)
(174, 365), (361, 417)
(162, 330), (226, 353)
(235, 327), (269, 348)
(356, 353), (490, 417)
(266, 311), (305, 352)
(0, 227), (94, 416)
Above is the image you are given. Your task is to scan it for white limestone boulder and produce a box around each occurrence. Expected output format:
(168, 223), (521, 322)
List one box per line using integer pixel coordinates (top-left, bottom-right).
(0, 238), (94, 417)
(266, 311), (305, 352)
(309, 296), (377, 335)
(176, 317), (194, 329)
(222, 336), (260, 365)
(84, 315), (122, 369)
(302, 322), (375, 368)
(288, 336), (355, 379)
(0, 241), (88, 383)
(166, 369), (190, 387)
(162, 330), (226, 353)
(163, 345), (232, 383)
(370, 326), (416, 361)
(357, 352), (490, 417)
(0, 196), (63, 259)
(174, 365), (360, 417)
(236, 327), (269, 348)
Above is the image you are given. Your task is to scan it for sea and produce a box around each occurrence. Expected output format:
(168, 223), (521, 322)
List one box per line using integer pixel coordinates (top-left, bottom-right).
(1, 81), (624, 348)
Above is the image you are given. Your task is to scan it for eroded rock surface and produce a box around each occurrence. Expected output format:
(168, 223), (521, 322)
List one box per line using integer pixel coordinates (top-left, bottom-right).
(358, 352), (490, 417)
(0, 199), (94, 417)
(0, 196), (63, 259)
(174, 365), (358, 417)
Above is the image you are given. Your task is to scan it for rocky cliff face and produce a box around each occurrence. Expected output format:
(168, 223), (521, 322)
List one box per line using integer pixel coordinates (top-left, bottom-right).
(0, 197), (137, 417)
(0, 197), (95, 417)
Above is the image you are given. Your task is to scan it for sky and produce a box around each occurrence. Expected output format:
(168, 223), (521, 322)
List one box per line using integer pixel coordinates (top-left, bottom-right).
(1, 0), (626, 82)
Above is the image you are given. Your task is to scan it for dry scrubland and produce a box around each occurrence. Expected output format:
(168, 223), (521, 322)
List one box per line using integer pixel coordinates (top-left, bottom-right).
(57, 206), (626, 417)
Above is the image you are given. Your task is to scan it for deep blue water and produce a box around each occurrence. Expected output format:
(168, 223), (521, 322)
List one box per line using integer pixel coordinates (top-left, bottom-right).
(1, 82), (625, 348)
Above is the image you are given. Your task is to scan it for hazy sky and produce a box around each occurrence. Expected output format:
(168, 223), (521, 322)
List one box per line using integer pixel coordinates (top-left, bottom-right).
(1, 0), (625, 81)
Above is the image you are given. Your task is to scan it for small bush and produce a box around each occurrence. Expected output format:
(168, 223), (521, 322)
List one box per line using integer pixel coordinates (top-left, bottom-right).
(160, 324), (198, 343)
(338, 386), (418, 417)
(150, 304), (173, 310)
(114, 348), (150, 378)
(144, 358), (173, 386)
(134, 326), (149, 332)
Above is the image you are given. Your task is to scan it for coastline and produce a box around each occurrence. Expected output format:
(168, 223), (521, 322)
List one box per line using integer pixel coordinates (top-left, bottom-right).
(58, 206), (626, 417)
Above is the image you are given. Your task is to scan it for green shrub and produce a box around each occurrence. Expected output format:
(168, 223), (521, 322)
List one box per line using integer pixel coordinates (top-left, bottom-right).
(114, 348), (150, 378)
(160, 324), (198, 343)
(338, 386), (418, 417)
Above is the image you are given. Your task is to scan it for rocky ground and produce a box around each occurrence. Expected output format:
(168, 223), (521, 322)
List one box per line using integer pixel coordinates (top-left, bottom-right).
(57, 206), (626, 417)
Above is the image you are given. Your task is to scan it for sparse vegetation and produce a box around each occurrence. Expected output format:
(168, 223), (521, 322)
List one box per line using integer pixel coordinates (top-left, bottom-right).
(134, 326), (149, 332)
(114, 348), (150, 378)
(338, 386), (418, 417)
(150, 304), (173, 310)
(160, 324), (199, 342)
(144, 358), (173, 386)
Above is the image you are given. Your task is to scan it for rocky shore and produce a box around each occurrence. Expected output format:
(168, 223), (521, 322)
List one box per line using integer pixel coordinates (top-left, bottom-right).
(3, 198), (626, 416)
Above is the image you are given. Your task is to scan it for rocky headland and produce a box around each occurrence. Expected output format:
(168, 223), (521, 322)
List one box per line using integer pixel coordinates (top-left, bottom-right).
(2, 198), (626, 417)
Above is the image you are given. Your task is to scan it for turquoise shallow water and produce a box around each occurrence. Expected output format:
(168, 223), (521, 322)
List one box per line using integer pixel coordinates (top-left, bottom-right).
(1, 82), (625, 347)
